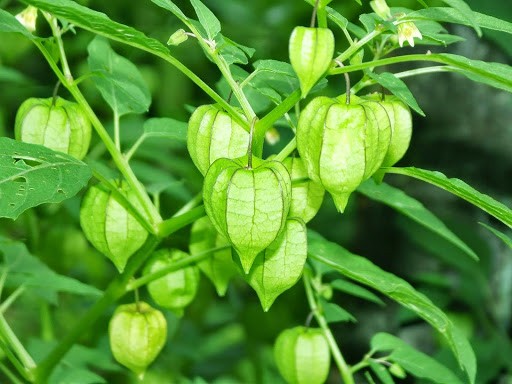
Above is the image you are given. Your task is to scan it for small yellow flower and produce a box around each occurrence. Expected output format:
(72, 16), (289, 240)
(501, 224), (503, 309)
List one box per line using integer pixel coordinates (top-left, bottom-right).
(15, 6), (38, 33)
(397, 21), (423, 47)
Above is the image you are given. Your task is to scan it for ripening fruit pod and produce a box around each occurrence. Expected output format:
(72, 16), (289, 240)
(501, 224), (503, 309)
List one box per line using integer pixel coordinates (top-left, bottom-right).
(362, 94), (413, 168)
(274, 326), (331, 384)
(282, 157), (325, 223)
(143, 249), (200, 316)
(80, 181), (148, 273)
(289, 27), (335, 98)
(187, 104), (250, 175)
(203, 155), (292, 274)
(296, 95), (389, 212)
(247, 218), (307, 311)
(189, 216), (238, 296)
(15, 97), (91, 160)
(109, 302), (167, 379)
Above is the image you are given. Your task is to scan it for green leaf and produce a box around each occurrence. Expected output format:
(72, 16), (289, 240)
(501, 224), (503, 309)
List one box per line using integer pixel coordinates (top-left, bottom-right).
(0, 237), (102, 304)
(0, 138), (92, 220)
(408, 7), (512, 36)
(385, 167), (512, 229)
(151, 0), (189, 23)
(326, 7), (349, 30)
(0, 8), (34, 39)
(0, 66), (32, 84)
(217, 35), (255, 65)
(358, 179), (478, 260)
(366, 72), (424, 116)
(190, 0), (221, 41)
(308, 231), (476, 383)
(439, 0), (482, 36)
(21, 0), (169, 55)
(330, 278), (385, 306)
(479, 223), (512, 250)
(371, 332), (465, 384)
(87, 36), (151, 116)
(143, 117), (187, 142)
(321, 300), (357, 323)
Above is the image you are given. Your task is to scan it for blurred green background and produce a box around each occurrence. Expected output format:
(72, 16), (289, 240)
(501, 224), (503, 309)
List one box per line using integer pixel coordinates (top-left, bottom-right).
(1, 0), (512, 383)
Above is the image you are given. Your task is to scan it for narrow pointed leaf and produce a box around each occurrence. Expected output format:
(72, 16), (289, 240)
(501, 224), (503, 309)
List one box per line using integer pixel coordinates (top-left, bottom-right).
(190, 0), (221, 41)
(358, 179), (478, 260)
(385, 167), (512, 228)
(308, 230), (476, 383)
(479, 223), (512, 250)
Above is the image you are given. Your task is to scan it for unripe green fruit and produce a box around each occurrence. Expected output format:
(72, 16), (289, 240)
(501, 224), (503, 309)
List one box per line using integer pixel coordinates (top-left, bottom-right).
(289, 27), (335, 98)
(79, 181), (148, 272)
(189, 216), (238, 297)
(187, 104), (249, 175)
(15, 97), (91, 160)
(143, 249), (200, 316)
(296, 95), (390, 212)
(247, 218), (307, 311)
(282, 156), (325, 223)
(274, 326), (331, 384)
(109, 302), (167, 378)
(364, 94), (413, 168)
(203, 155), (292, 273)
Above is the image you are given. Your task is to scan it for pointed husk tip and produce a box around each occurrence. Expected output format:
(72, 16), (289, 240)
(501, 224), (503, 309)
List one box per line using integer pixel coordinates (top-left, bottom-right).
(331, 192), (352, 213)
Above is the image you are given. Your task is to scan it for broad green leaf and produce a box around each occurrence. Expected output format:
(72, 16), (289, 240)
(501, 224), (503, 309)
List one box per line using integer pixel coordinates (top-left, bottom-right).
(439, 0), (481, 36)
(308, 231), (476, 383)
(247, 218), (307, 311)
(87, 37), (151, 116)
(408, 7), (512, 36)
(0, 237), (102, 304)
(326, 7), (349, 30)
(21, 0), (169, 55)
(385, 167), (512, 229)
(143, 117), (187, 142)
(189, 216), (238, 297)
(479, 223), (512, 250)
(217, 35), (255, 66)
(0, 138), (92, 220)
(366, 72), (424, 116)
(252, 60), (299, 96)
(371, 332), (465, 384)
(0, 8), (34, 39)
(0, 66), (31, 84)
(358, 179), (477, 260)
(321, 300), (356, 323)
(190, 0), (221, 41)
(330, 278), (385, 306)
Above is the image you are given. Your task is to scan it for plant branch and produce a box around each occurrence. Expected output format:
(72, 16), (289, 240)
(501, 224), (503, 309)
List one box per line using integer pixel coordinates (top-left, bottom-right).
(0, 315), (36, 378)
(274, 138), (297, 162)
(303, 270), (354, 384)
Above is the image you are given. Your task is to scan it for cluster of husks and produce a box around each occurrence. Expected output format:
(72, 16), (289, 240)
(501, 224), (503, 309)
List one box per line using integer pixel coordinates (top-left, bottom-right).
(187, 104), (323, 311)
(297, 93), (412, 212)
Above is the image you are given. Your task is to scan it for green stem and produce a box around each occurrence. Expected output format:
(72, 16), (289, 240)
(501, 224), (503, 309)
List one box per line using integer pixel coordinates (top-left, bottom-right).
(44, 13), (72, 82)
(0, 315), (36, 375)
(158, 206), (205, 238)
(274, 138), (297, 162)
(0, 362), (24, 384)
(173, 193), (203, 217)
(335, 29), (382, 63)
(33, 36), (162, 230)
(0, 286), (26, 314)
(0, 339), (30, 382)
(303, 270), (354, 384)
(113, 108), (121, 151)
(127, 245), (230, 291)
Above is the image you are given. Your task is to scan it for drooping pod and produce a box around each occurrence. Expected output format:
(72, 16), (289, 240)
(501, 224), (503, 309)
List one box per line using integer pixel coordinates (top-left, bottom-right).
(187, 104), (249, 175)
(109, 302), (167, 379)
(189, 216), (238, 296)
(143, 249), (200, 317)
(289, 27), (335, 98)
(15, 97), (91, 160)
(274, 326), (331, 384)
(203, 155), (292, 273)
(247, 217), (307, 311)
(296, 94), (390, 212)
(79, 181), (148, 272)
(362, 93), (413, 168)
(282, 156), (325, 223)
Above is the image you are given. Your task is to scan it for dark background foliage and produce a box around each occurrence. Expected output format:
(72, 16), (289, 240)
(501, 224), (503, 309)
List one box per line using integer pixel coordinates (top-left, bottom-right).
(0, 0), (511, 382)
